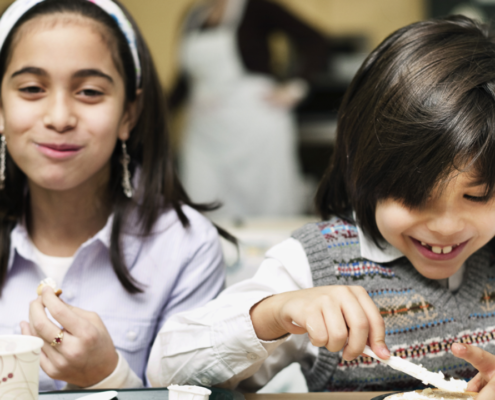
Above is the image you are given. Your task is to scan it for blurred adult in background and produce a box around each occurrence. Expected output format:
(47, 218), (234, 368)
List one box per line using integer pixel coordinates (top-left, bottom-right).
(170, 0), (328, 219)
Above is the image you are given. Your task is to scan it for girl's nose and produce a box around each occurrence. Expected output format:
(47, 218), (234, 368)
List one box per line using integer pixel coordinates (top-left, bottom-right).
(43, 92), (77, 133)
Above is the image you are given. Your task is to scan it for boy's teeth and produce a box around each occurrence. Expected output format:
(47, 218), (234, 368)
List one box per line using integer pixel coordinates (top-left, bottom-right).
(421, 242), (426, 246)
(443, 246), (452, 254)
(432, 246), (442, 254)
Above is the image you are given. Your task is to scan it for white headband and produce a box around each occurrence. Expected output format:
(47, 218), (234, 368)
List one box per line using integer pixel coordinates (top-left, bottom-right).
(0, 0), (141, 87)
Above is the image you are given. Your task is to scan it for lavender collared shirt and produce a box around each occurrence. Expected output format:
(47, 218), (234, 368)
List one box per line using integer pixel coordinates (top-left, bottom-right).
(0, 205), (226, 391)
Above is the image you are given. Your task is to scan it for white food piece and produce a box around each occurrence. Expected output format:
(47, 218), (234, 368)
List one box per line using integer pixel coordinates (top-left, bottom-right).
(363, 346), (468, 393)
(386, 388), (475, 399)
(37, 278), (62, 296)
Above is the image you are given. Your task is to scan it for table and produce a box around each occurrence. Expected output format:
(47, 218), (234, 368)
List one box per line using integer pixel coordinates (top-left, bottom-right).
(245, 393), (392, 400)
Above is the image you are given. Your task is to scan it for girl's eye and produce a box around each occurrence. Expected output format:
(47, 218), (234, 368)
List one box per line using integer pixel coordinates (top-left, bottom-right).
(464, 194), (489, 203)
(79, 89), (103, 97)
(19, 86), (43, 94)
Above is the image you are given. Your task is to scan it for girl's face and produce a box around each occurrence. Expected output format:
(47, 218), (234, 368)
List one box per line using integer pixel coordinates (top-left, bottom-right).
(0, 15), (135, 193)
(376, 171), (495, 280)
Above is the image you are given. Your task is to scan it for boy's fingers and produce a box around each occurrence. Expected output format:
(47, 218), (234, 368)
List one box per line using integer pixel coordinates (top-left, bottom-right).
(341, 294), (369, 360)
(477, 378), (495, 400)
(466, 373), (485, 393)
(352, 288), (390, 360)
(323, 305), (348, 352)
(452, 343), (495, 378)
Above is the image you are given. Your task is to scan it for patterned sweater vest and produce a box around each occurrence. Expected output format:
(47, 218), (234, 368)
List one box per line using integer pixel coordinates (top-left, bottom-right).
(292, 217), (495, 392)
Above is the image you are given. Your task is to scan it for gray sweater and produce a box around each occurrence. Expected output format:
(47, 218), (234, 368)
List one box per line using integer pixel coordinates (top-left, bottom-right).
(292, 217), (495, 392)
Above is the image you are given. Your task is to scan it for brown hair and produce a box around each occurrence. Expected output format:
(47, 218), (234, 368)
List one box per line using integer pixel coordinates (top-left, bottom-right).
(316, 15), (495, 245)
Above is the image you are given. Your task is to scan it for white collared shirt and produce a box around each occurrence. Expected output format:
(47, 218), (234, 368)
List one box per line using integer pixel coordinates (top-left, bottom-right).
(146, 225), (465, 391)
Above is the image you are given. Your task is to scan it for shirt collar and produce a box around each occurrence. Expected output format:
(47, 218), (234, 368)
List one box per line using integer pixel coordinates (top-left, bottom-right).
(8, 211), (142, 273)
(353, 212), (404, 263)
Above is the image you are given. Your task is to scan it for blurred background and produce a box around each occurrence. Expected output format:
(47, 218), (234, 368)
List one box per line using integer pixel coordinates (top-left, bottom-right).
(1, 0), (494, 392)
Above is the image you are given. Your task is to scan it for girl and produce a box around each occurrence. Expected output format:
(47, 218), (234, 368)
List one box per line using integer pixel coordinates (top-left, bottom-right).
(148, 15), (495, 397)
(0, 0), (229, 391)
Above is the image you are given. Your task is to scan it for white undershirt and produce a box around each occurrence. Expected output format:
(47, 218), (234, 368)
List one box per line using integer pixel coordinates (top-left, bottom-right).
(32, 244), (74, 287)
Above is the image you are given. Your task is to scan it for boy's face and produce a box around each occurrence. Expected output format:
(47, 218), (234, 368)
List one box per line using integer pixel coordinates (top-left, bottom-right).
(375, 171), (495, 280)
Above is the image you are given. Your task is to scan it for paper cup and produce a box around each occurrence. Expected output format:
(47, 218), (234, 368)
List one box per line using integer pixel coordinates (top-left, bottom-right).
(0, 335), (44, 400)
(167, 385), (211, 400)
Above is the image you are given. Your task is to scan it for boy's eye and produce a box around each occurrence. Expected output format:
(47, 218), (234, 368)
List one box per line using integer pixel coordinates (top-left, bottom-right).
(19, 86), (43, 94)
(464, 194), (489, 203)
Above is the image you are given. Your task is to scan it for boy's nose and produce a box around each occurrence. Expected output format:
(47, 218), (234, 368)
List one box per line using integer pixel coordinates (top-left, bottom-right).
(43, 93), (77, 133)
(425, 211), (465, 236)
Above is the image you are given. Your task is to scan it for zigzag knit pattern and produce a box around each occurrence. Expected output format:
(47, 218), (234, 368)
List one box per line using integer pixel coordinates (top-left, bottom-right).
(292, 217), (495, 392)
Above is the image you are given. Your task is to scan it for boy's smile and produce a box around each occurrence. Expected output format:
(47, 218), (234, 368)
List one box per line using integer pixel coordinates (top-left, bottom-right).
(375, 171), (495, 280)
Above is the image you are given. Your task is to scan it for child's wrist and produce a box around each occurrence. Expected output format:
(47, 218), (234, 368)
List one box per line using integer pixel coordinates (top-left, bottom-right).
(250, 295), (288, 341)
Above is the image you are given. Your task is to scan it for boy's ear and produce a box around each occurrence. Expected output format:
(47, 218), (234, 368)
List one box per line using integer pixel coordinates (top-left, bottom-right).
(118, 89), (143, 141)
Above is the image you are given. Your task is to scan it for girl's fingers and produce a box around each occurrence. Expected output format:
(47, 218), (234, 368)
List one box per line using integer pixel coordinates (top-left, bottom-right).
(40, 287), (86, 334)
(352, 287), (389, 359)
(20, 321), (32, 336)
(29, 296), (62, 344)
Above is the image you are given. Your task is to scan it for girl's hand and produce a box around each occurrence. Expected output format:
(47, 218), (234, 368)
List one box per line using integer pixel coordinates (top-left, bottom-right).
(250, 286), (390, 361)
(452, 343), (495, 399)
(21, 287), (118, 387)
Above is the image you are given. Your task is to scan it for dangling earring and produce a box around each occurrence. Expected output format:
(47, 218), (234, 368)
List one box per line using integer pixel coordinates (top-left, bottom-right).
(120, 140), (133, 198)
(0, 135), (6, 190)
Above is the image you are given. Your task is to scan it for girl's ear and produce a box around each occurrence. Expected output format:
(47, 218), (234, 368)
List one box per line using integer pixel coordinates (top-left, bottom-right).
(118, 89), (142, 141)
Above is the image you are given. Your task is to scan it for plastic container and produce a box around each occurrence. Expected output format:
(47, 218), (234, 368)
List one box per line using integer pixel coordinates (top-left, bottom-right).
(167, 385), (211, 400)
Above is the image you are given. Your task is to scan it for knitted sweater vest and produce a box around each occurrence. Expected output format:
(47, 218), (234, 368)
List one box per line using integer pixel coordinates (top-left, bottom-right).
(292, 217), (495, 392)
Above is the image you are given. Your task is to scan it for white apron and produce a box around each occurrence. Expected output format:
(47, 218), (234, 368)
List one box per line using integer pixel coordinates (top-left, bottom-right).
(179, 0), (305, 217)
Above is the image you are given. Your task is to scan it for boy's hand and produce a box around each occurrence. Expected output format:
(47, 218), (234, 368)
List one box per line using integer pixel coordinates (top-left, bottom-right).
(452, 343), (495, 399)
(250, 286), (390, 361)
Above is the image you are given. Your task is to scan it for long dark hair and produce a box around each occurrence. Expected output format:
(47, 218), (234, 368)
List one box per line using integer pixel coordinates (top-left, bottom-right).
(316, 15), (495, 246)
(0, 0), (233, 295)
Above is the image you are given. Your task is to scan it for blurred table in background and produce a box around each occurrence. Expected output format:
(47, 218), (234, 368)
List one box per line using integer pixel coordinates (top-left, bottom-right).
(214, 216), (317, 287)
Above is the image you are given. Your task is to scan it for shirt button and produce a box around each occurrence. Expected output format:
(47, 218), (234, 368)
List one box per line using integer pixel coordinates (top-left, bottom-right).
(64, 291), (74, 300)
(200, 377), (211, 386)
(126, 331), (137, 341)
(247, 352), (258, 360)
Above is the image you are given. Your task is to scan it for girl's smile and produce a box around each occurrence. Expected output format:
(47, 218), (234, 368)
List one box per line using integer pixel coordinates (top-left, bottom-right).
(35, 142), (83, 160)
(375, 171), (495, 280)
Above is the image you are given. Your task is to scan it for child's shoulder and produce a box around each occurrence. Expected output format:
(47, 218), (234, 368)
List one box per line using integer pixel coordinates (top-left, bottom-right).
(292, 215), (359, 248)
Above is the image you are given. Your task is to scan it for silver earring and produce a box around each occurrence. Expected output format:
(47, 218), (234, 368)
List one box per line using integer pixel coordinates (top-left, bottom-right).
(0, 135), (6, 190)
(120, 140), (133, 198)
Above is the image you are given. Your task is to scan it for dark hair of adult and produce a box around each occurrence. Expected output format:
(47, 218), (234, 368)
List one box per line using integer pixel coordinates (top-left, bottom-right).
(316, 15), (495, 246)
(0, 0), (234, 295)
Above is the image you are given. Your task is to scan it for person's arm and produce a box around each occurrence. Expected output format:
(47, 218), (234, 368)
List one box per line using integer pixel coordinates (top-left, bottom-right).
(146, 238), (313, 390)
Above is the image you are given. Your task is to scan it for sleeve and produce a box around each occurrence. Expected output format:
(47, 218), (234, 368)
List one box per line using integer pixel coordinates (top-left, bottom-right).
(262, 0), (328, 81)
(64, 351), (143, 390)
(146, 238), (316, 391)
(156, 210), (226, 330)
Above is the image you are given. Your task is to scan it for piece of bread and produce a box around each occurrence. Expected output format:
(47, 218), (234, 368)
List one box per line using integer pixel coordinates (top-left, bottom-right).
(386, 388), (476, 399)
(36, 278), (62, 297)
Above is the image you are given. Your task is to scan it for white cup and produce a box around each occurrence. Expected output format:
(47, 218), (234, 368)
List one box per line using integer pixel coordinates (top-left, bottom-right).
(0, 335), (44, 400)
(167, 385), (211, 400)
